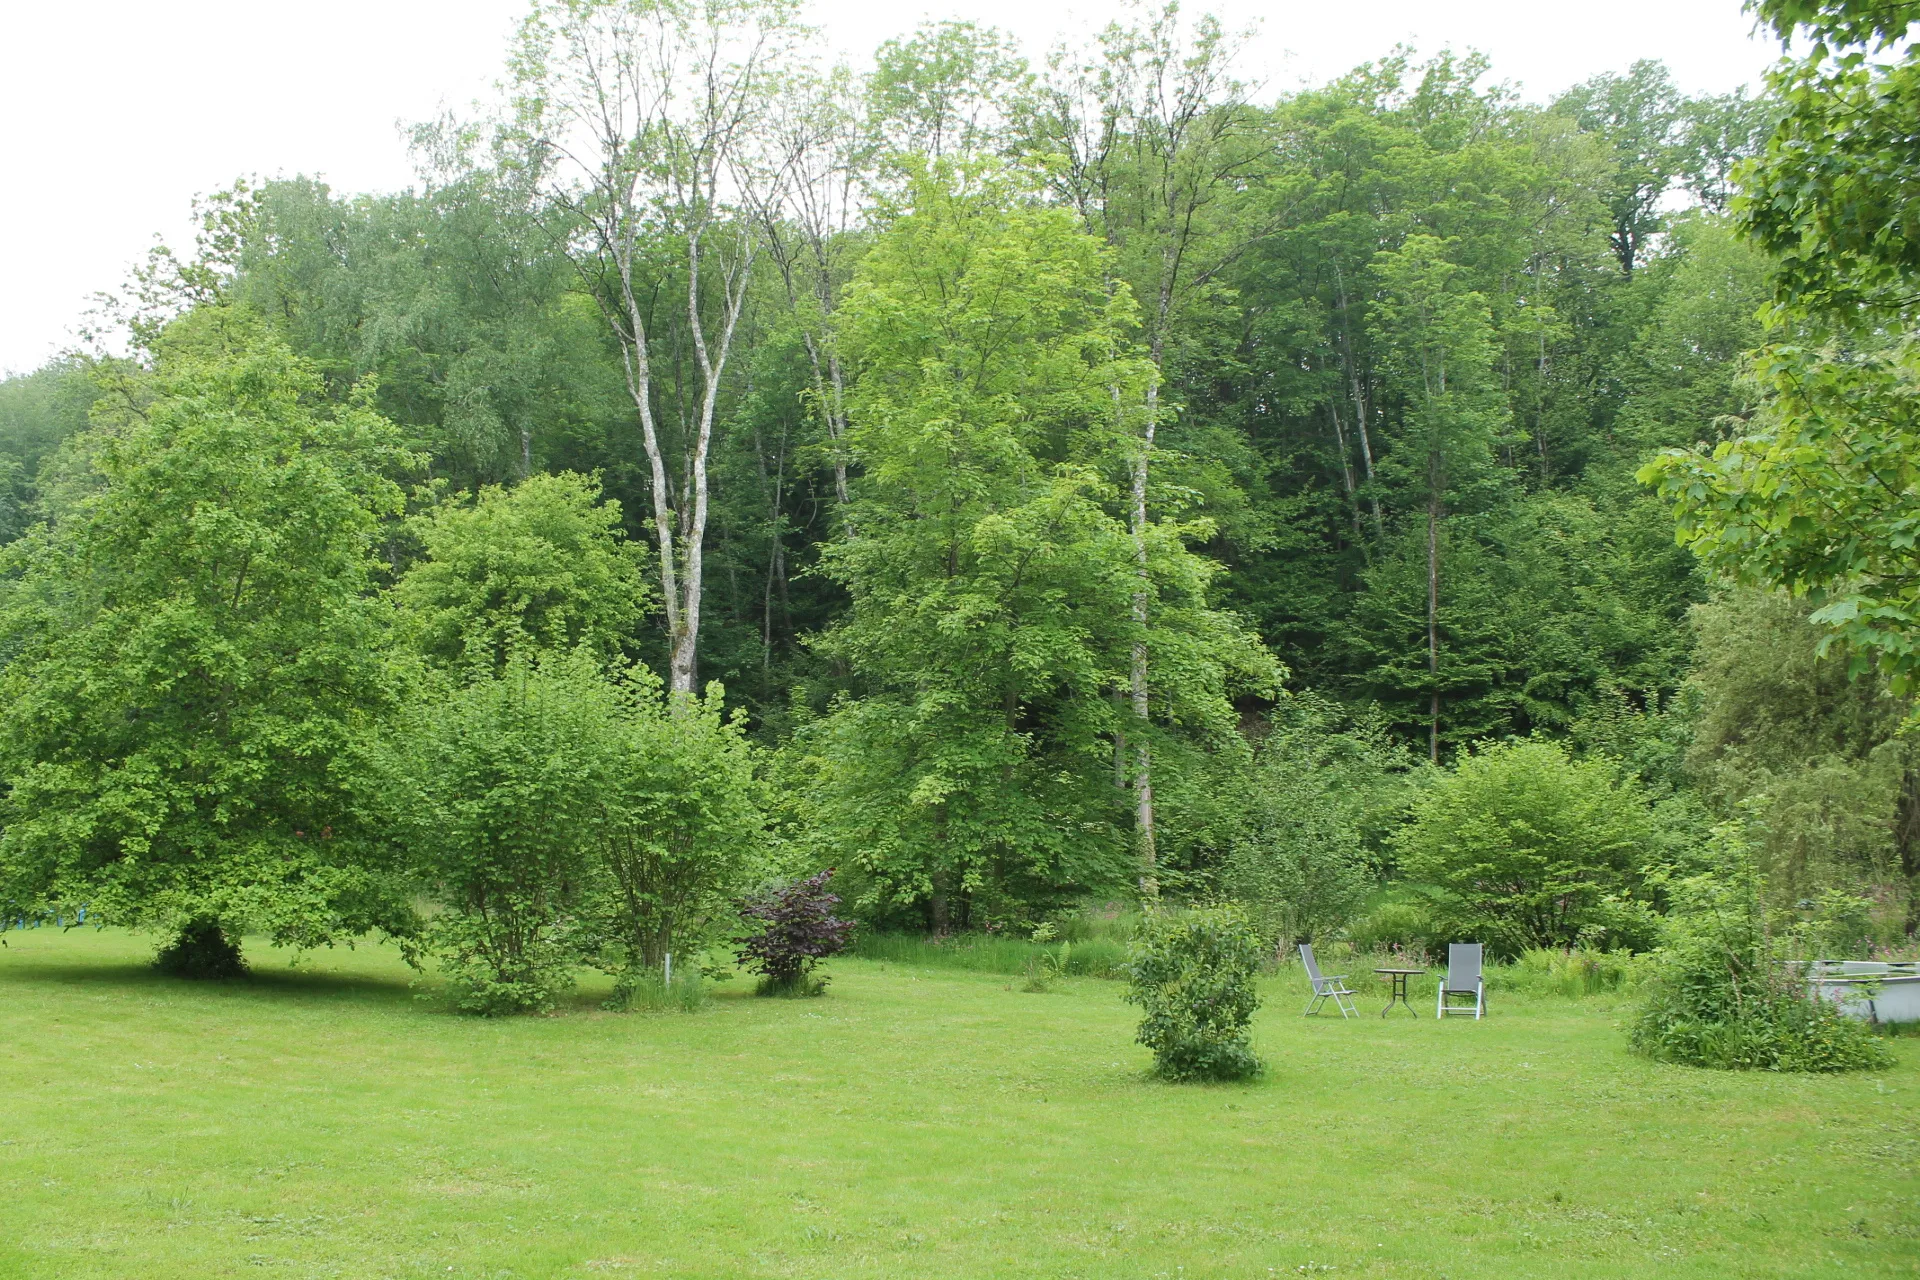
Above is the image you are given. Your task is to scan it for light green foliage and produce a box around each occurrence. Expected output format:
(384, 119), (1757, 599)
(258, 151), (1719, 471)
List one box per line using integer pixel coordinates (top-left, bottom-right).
(582, 673), (767, 996)
(384, 657), (612, 1014)
(1178, 695), (1418, 944)
(395, 471), (650, 675)
(1395, 739), (1659, 955)
(1684, 590), (1917, 915)
(1643, 336), (1920, 694)
(1644, 0), (1920, 699)
(799, 163), (1275, 925)
(1631, 831), (1894, 1072)
(384, 654), (766, 1014)
(0, 311), (418, 957)
(1614, 215), (1771, 452)
(869, 20), (1028, 161)
(1125, 904), (1264, 1081)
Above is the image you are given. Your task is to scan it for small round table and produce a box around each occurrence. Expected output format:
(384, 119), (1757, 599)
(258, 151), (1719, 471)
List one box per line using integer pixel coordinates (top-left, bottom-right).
(1374, 967), (1425, 1017)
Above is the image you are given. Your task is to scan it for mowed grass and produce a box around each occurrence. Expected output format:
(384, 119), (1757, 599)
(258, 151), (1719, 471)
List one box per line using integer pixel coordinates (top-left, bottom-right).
(1, 929), (1916, 1280)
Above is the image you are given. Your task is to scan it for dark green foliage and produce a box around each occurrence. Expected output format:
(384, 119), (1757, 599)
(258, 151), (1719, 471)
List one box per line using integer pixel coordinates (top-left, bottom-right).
(1631, 840), (1894, 1072)
(1125, 906), (1264, 1081)
(1395, 739), (1660, 956)
(152, 919), (248, 980)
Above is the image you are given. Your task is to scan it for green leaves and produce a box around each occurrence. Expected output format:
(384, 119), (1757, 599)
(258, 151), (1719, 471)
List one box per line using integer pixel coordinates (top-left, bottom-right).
(396, 471), (651, 676)
(1395, 739), (1659, 955)
(1125, 905), (1264, 1081)
(0, 314), (419, 947)
(797, 164), (1275, 920)
(383, 654), (767, 1014)
(1642, 336), (1920, 693)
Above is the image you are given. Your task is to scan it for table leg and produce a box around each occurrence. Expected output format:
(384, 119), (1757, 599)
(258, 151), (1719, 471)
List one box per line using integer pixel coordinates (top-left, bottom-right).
(1380, 972), (1418, 1017)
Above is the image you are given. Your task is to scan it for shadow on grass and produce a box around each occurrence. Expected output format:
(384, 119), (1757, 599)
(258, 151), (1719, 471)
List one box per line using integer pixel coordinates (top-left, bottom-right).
(0, 936), (423, 1009)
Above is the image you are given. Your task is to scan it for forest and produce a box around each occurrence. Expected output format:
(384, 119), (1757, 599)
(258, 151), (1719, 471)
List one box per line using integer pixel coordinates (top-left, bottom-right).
(2, 0), (1916, 1012)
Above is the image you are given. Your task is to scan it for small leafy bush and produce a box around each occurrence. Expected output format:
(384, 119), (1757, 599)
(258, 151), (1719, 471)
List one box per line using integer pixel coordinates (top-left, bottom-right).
(1126, 906), (1264, 1082)
(385, 657), (609, 1015)
(1631, 839), (1893, 1072)
(737, 869), (854, 996)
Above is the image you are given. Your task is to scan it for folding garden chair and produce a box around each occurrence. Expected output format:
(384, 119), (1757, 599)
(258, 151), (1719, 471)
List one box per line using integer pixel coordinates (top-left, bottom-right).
(1299, 942), (1358, 1018)
(1436, 942), (1485, 1019)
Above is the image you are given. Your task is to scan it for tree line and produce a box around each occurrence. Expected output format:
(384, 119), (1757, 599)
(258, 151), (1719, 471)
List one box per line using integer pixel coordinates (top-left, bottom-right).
(3, 0), (1916, 974)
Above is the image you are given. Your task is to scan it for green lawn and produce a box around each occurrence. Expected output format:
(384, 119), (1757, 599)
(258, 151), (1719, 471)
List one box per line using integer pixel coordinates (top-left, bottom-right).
(1, 929), (1914, 1279)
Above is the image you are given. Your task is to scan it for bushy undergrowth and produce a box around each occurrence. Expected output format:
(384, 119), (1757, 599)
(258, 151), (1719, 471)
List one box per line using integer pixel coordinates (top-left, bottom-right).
(1631, 855), (1893, 1073)
(1126, 906), (1264, 1082)
(851, 928), (1133, 979)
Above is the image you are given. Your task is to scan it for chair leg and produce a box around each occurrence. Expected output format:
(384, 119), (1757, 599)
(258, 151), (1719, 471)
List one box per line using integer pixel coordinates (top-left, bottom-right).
(1305, 992), (1324, 1016)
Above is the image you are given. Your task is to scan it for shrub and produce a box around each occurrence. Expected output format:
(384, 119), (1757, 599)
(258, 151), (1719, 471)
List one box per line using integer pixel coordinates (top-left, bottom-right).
(1394, 739), (1657, 956)
(153, 919), (247, 980)
(1125, 906), (1264, 1082)
(737, 870), (855, 996)
(582, 673), (768, 996)
(387, 657), (611, 1015)
(1346, 899), (1435, 957)
(1631, 837), (1893, 1072)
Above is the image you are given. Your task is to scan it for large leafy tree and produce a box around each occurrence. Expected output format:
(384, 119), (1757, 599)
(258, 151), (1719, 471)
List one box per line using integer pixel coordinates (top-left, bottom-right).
(0, 312), (419, 963)
(795, 165), (1274, 926)
(1643, 0), (1920, 693)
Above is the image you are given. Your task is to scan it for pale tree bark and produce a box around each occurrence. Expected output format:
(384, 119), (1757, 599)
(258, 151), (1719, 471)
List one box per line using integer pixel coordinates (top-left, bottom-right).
(515, 0), (797, 694)
(1040, 3), (1269, 899)
(760, 69), (870, 519)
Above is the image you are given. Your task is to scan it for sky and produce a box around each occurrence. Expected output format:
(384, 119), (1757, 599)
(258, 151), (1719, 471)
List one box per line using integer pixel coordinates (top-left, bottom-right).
(0, 0), (1782, 375)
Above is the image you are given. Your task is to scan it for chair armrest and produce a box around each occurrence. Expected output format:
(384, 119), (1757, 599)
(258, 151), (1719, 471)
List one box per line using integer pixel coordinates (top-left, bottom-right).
(1326, 973), (1347, 981)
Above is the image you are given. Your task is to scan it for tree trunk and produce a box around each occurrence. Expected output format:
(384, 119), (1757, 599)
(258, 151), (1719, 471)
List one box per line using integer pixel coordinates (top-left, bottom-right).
(1897, 747), (1920, 937)
(1427, 450), (1442, 765)
(1334, 270), (1385, 539)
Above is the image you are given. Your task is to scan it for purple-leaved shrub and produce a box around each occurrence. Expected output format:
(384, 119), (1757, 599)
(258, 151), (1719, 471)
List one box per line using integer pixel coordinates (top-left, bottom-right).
(736, 870), (854, 995)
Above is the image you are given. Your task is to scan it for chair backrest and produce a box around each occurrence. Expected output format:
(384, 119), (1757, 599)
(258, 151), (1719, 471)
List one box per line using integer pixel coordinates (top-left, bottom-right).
(1446, 943), (1483, 991)
(1298, 942), (1326, 986)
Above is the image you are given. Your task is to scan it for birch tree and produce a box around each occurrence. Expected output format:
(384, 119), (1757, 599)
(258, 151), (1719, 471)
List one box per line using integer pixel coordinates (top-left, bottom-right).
(1026, 2), (1267, 894)
(512, 0), (800, 693)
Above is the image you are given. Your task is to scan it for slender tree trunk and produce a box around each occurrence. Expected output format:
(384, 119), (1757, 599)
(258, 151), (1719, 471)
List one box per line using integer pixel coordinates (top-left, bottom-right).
(1130, 284), (1171, 900)
(1327, 398), (1364, 547)
(1333, 269), (1385, 539)
(1427, 449), (1442, 765)
(1897, 747), (1920, 937)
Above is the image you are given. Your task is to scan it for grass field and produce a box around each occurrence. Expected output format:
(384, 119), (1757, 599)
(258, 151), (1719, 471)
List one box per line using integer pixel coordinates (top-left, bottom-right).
(1, 928), (1915, 1279)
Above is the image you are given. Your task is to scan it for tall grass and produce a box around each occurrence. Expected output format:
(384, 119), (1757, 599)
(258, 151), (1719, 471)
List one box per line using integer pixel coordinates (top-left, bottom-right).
(851, 932), (1133, 978)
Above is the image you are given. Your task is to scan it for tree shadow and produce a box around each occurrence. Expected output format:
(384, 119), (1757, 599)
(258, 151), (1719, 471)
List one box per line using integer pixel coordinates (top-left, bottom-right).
(0, 935), (424, 1008)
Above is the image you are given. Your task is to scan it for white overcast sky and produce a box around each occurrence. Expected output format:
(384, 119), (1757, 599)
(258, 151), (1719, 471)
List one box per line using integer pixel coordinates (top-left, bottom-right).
(0, 0), (1780, 374)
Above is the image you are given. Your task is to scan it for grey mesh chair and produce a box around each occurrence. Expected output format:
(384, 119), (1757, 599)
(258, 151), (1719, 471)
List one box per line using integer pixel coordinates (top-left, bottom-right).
(1299, 942), (1358, 1018)
(1436, 943), (1485, 1019)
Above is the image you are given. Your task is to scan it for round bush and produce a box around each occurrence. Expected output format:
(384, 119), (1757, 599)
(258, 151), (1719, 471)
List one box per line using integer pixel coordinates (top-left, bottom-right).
(1125, 906), (1264, 1082)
